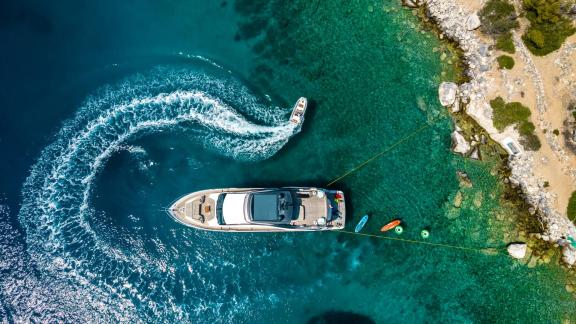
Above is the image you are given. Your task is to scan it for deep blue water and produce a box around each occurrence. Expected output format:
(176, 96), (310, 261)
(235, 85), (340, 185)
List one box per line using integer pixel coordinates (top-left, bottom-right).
(1, 0), (576, 322)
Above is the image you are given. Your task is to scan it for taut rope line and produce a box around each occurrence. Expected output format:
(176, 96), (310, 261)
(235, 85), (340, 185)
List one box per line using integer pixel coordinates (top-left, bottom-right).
(337, 230), (503, 255)
(326, 114), (448, 187)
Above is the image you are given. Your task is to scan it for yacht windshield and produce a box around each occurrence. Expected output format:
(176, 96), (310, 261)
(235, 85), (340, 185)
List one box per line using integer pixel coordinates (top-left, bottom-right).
(249, 191), (293, 223)
(250, 193), (280, 222)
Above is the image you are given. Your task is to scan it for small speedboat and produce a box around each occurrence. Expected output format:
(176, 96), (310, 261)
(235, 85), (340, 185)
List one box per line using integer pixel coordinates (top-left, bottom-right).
(168, 187), (345, 232)
(380, 219), (401, 232)
(355, 214), (369, 233)
(289, 97), (307, 124)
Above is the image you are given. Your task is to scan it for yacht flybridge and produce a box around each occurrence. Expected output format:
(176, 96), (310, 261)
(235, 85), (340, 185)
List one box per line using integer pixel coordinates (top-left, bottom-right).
(168, 187), (346, 232)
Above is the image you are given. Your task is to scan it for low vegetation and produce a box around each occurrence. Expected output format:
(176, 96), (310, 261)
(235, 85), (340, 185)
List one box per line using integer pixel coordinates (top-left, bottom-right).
(495, 32), (516, 53)
(568, 191), (576, 221)
(568, 101), (576, 119)
(479, 0), (520, 36)
(490, 97), (530, 129)
(519, 132), (542, 151)
(497, 55), (515, 69)
(522, 0), (576, 55)
(490, 97), (541, 150)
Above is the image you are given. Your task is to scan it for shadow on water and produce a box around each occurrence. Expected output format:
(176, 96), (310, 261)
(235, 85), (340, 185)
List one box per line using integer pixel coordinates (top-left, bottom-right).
(307, 311), (375, 324)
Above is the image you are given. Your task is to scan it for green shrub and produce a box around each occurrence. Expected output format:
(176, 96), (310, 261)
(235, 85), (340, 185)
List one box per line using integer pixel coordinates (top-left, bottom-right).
(479, 0), (520, 36)
(490, 97), (532, 130)
(490, 96), (506, 110)
(519, 133), (542, 150)
(553, 129), (560, 135)
(491, 97), (541, 150)
(518, 121), (541, 150)
(568, 191), (576, 221)
(497, 55), (515, 69)
(518, 121), (535, 135)
(524, 0), (562, 24)
(525, 29), (546, 48)
(522, 0), (576, 55)
(495, 32), (516, 53)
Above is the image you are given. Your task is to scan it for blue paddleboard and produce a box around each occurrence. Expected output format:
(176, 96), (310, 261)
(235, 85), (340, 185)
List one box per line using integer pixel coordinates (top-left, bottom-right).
(354, 214), (369, 233)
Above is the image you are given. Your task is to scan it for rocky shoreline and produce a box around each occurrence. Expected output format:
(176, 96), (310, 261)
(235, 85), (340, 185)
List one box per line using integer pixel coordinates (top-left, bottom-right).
(405, 0), (576, 266)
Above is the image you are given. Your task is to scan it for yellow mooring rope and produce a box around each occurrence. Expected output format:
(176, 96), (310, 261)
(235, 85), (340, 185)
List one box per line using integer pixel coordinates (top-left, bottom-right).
(337, 230), (503, 255)
(326, 114), (448, 187)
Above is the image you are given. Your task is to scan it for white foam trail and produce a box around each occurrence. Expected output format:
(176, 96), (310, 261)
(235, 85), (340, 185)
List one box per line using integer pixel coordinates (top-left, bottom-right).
(17, 66), (299, 319)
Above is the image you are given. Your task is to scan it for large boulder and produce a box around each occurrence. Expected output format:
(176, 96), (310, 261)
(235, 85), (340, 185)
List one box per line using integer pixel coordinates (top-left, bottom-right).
(451, 131), (471, 155)
(439, 82), (458, 107)
(507, 243), (527, 259)
(466, 13), (481, 31)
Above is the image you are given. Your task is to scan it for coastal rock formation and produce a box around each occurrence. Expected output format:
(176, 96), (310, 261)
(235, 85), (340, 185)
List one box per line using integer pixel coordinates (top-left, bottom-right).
(466, 13), (481, 31)
(439, 82), (458, 106)
(451, 130), (470, 155)
(507, 243), (527, 259)
(420, 0), (576, 267)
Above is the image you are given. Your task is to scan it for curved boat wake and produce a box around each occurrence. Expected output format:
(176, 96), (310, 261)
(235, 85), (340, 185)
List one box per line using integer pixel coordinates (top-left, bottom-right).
(17, 65), (300, 321)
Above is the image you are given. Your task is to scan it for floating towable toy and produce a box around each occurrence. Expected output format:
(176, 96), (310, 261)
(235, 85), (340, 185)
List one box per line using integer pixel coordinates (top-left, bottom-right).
(421, 229), (430, 239)
(394, 225), (404, 235)
(380, 219), (402, 232)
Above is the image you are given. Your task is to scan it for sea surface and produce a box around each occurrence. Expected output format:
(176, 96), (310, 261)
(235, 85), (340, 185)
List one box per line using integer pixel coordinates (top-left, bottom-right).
(1, 0), (575, 322)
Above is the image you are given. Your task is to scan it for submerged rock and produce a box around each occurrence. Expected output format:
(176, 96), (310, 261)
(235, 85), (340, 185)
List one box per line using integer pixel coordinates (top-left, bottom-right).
(507, 243), (527, 259)
(453, 191), (463, 208)
(473, 191), (483, 208)
(451, 130), (471, 155)
(456, 170), (473, 188)
(439, 82), (458, 107)
(527, 256), (538, 268)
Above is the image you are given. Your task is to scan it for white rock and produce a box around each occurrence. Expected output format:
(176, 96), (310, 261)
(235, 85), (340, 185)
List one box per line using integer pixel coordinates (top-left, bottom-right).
(507, 243), (527, 259)
(562, 246), (576, 266)
(439, 82), (458, 106)
(451, 99), (461, 113)
(451, 131), (471, 155)
(469, 147), (481, 160)
(403, 0), (418, 8)
(466, 13), (481, 31)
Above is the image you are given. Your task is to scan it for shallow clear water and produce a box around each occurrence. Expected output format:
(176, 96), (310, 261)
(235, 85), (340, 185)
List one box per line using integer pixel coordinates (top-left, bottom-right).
(1, 0), (575, 322)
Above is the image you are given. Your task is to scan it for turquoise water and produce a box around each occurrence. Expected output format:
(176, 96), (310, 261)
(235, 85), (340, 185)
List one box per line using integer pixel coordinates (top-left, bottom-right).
(1, 0), (576, 322)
